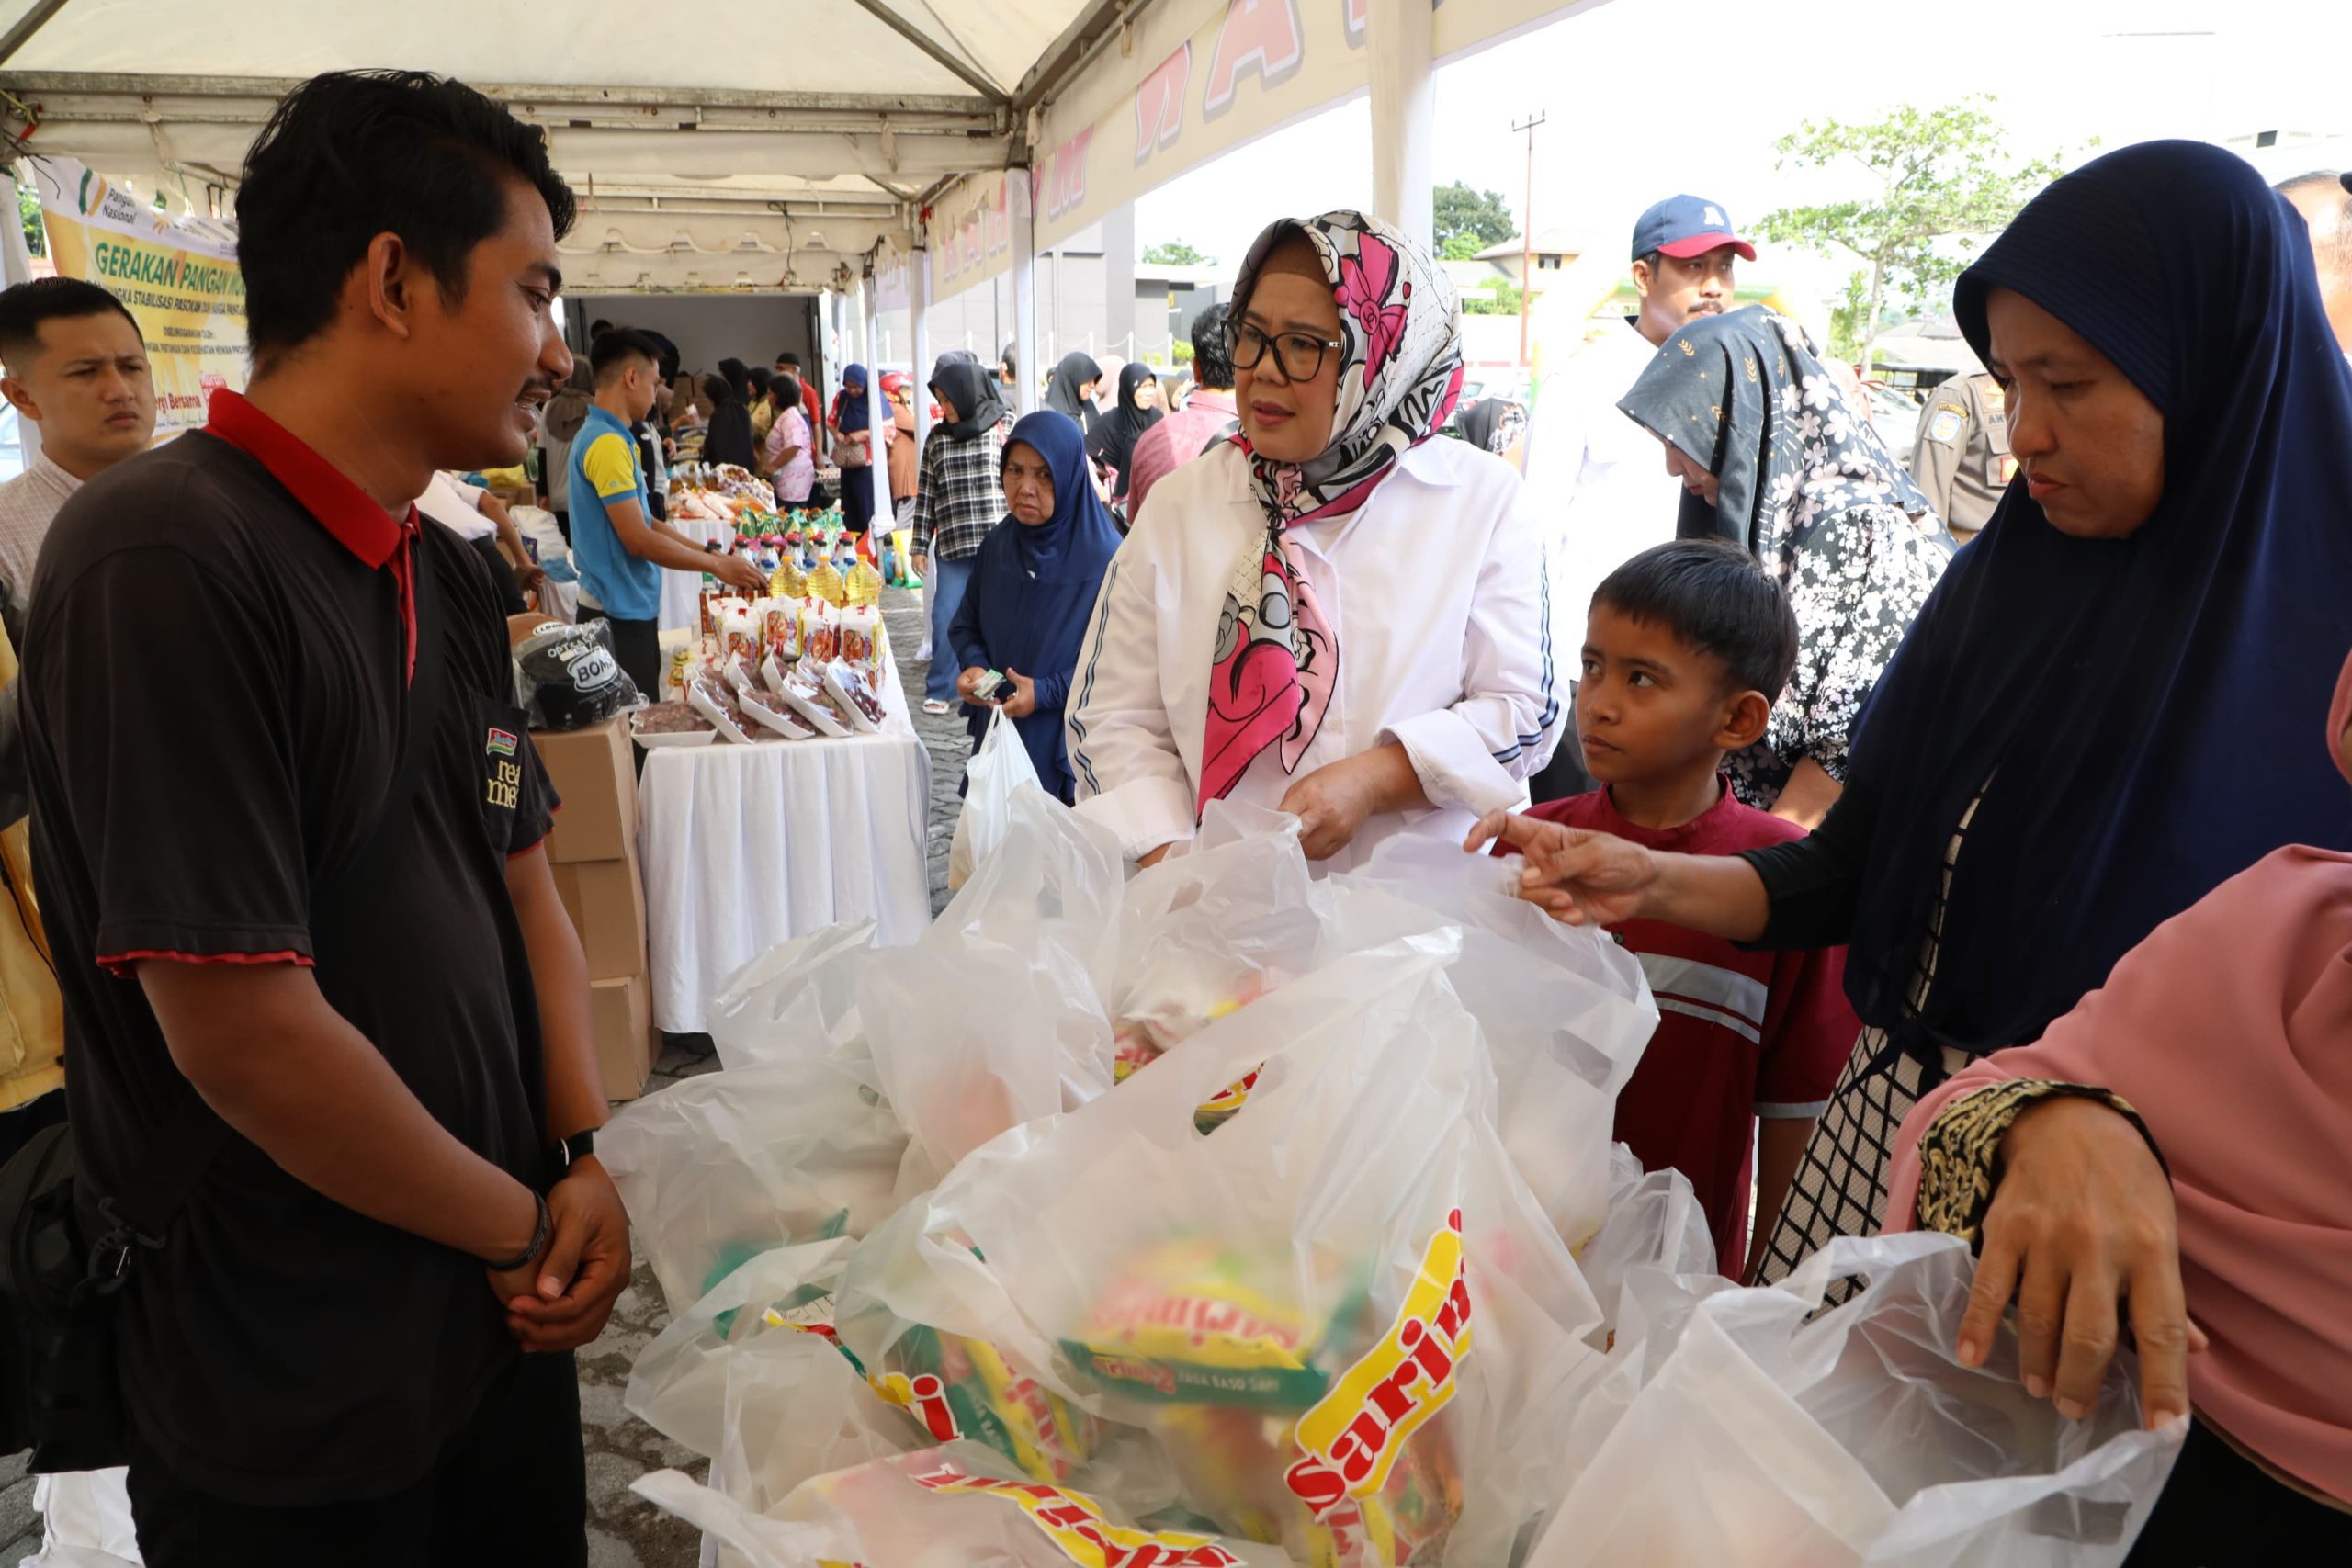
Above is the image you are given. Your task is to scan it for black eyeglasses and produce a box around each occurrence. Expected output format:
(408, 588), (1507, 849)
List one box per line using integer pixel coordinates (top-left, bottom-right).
(1226, 321), (1345, 382)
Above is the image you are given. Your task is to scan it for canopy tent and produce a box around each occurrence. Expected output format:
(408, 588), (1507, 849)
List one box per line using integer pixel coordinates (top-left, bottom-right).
(0, 0), (1155, 291)
(0, 0), (1605, 476)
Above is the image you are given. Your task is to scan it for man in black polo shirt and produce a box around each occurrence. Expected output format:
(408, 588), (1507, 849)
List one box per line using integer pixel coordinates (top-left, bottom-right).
(18, 71), (627, 1563)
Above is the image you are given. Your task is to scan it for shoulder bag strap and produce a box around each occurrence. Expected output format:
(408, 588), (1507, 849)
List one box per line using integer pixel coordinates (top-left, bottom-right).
(97, 535), (454, 1258)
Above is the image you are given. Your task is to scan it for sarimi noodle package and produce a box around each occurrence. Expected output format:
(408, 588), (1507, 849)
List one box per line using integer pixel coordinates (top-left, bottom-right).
(842, 943), (1604, 1565)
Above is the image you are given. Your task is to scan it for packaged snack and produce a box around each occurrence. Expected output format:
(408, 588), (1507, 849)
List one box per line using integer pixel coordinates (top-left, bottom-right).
(821, 660), (888, 734)
(774, 662), (853, 738)
(760, 600), (796, 660)
(741, 684), (817, 740)
(837, 604), (881, 673)
(630, 701), (717, 749)
(800, 598), (841, 665)
(1062, 1238), (1364, 1412)
(719, 601), (761, 666)
(873, 1325), (1096, 1483)
(687, 672), (760, 745)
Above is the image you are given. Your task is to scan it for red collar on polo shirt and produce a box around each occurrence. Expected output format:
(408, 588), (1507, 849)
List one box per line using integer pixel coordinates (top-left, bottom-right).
(204, 388), (422, 681)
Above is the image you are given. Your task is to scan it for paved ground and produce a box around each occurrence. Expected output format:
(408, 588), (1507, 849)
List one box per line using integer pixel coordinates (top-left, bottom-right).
(1, 589), (967, 1566)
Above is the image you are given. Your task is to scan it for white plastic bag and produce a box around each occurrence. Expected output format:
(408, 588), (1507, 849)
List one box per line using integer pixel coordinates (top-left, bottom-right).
(1530, 1233), (2185, 1568)
(600, 1064), (908, 1316)
(637, 1443), (1295, 1568)
(705, 919), (881, 1076)
(947, 705), (1042, 891)
(847, 942), (1604, 1566)
(1096, 806), (1321, 1084)
(624, 1238), (887, 1466)
(860, 786), (1127, 1183)
(1326, 833), (1658, 1248)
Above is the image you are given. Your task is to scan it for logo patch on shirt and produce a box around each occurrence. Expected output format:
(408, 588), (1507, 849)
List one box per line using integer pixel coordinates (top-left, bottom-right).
(1927, 407), (1965, 444)
(485, 728), (518, 757)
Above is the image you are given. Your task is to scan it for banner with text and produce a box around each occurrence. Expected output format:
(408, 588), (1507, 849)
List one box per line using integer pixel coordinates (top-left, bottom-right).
(28, 156), (246, 434)
(924, 0), (1611, 299)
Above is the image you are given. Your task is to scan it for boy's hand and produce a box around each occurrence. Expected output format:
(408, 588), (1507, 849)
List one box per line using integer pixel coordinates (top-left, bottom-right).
(1465, 810), (1657, 926)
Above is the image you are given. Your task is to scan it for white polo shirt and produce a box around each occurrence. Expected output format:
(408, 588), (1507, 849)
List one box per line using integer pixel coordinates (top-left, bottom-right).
(1067, 436), (1563, 869)
(1522, 317), (1686, 631)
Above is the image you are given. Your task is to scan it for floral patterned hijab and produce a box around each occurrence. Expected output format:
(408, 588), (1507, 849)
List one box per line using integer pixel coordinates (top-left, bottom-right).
(1617, 307), (1936, 578)
(1198, 210), (1464, 810)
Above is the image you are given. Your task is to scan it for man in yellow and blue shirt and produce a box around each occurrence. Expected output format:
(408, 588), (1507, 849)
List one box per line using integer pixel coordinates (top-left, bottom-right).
(570, 330), (764, 691)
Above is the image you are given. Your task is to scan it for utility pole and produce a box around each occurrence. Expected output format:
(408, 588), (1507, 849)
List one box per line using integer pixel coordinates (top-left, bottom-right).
(1512, 111), (1546, 369)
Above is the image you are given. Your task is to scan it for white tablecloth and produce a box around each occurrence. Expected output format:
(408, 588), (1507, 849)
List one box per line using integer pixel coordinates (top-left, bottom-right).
(638, 653), (931, 1033)
(661, 508), (735, 635)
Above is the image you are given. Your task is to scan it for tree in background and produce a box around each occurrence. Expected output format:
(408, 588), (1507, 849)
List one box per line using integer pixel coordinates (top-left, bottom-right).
(1462, 279), (1525, 317)
(1141, 241), (1211, 266)
(1433, 181), (1516, 261)
(17, 182), (42, 257)
(1758, 96), (2068, 367)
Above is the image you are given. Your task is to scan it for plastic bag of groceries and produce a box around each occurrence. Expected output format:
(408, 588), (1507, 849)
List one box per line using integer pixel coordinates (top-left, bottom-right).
(858, 786), (1126, 1186)
(1528, 1233), (2185, 1568)
(706, 919), (881, 1076)
(845, 940), (1605, 1566)
(1323, 833), (1657, 1248)
(624, 1238), (899, 1467)
(1095, 804), (1323, 1085)
(948, 705), (1042, 890)
(600, 1061), (908, 1317)
(637, 1443), (1296, 1568)
(1575, 1145), (1717, 1346)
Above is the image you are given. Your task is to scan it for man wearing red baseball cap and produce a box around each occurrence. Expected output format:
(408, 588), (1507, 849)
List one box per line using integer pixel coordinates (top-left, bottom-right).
(1629, 193), (1758, 348)
(1522, 194), (1757, 802)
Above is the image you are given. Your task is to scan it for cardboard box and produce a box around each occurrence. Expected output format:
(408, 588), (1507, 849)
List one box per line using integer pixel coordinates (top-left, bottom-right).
(532, 714), (639, 863)
(589, 973), (655, 1101)
(550, 853), (649, 981)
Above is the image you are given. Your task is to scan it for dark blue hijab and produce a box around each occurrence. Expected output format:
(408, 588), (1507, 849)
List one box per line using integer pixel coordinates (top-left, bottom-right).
(1844, 140), (2352, 1061)
(950, 411), (1125, 797)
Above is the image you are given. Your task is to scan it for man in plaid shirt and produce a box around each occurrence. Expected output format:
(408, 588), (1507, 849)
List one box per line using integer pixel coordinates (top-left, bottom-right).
(913, 356), (1010, 713)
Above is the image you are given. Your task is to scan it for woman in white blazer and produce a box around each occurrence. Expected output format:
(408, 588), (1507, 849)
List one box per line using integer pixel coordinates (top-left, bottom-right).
(1067, 209), (1563, 871)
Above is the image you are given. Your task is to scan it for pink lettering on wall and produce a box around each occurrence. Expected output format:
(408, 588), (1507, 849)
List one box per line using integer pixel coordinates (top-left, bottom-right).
(1134, 43), (1192, 165)
(1204, 0), (1307, 119)
(1345, 0), (1369, 47)
(1043, 124), (1094, 221)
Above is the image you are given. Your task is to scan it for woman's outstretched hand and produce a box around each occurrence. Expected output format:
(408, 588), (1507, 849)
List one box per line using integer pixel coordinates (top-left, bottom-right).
(1961, 1094), (2206, 1430)
(1464, 809), (1658, 927)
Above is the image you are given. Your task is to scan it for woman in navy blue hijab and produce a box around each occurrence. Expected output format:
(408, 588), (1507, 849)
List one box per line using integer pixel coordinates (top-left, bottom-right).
(1484, 140), (2352, 1276)
(948, 411), (1125, 801)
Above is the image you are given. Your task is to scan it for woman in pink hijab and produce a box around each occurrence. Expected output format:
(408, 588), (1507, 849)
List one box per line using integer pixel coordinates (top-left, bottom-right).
(1887, 649), (2352, 1562)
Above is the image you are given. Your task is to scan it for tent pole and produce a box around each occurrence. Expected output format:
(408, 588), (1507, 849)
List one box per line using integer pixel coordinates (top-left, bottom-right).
(1368, 0), (1436, 255)
(1011, 168), (1040, 417)
(911, 245), (933, 449)
(861, 272), (888, 528)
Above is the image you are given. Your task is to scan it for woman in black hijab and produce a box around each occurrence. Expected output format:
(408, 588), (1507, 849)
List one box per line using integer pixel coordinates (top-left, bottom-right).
(1044, 350), (1103, 432)
(1617, 308), (1951, 819)
(698, 372), (758, 471)
(1085, 361), (1166, 510)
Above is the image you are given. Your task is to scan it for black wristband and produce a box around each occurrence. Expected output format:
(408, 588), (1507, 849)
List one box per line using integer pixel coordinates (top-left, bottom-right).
(484, 1190), (550, 1274)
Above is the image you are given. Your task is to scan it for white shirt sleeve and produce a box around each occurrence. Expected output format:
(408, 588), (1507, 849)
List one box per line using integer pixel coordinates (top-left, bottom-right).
(1381, 475), (1564, 813)
(1066, 545), (1199, 858)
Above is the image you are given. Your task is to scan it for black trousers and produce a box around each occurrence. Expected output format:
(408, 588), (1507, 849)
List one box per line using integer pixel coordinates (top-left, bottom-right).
(605, 615), (663, 700)
(2123, 1416), (2351, 1564)
(127, 1348), (586, 1567)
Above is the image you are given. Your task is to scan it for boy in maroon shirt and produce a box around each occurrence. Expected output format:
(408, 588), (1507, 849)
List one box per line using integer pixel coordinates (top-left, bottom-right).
(1503, 539), (1857, 1277)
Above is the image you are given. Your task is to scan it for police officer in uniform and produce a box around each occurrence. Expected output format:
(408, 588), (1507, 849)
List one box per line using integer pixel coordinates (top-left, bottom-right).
(1907, 369), (2010, 545)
